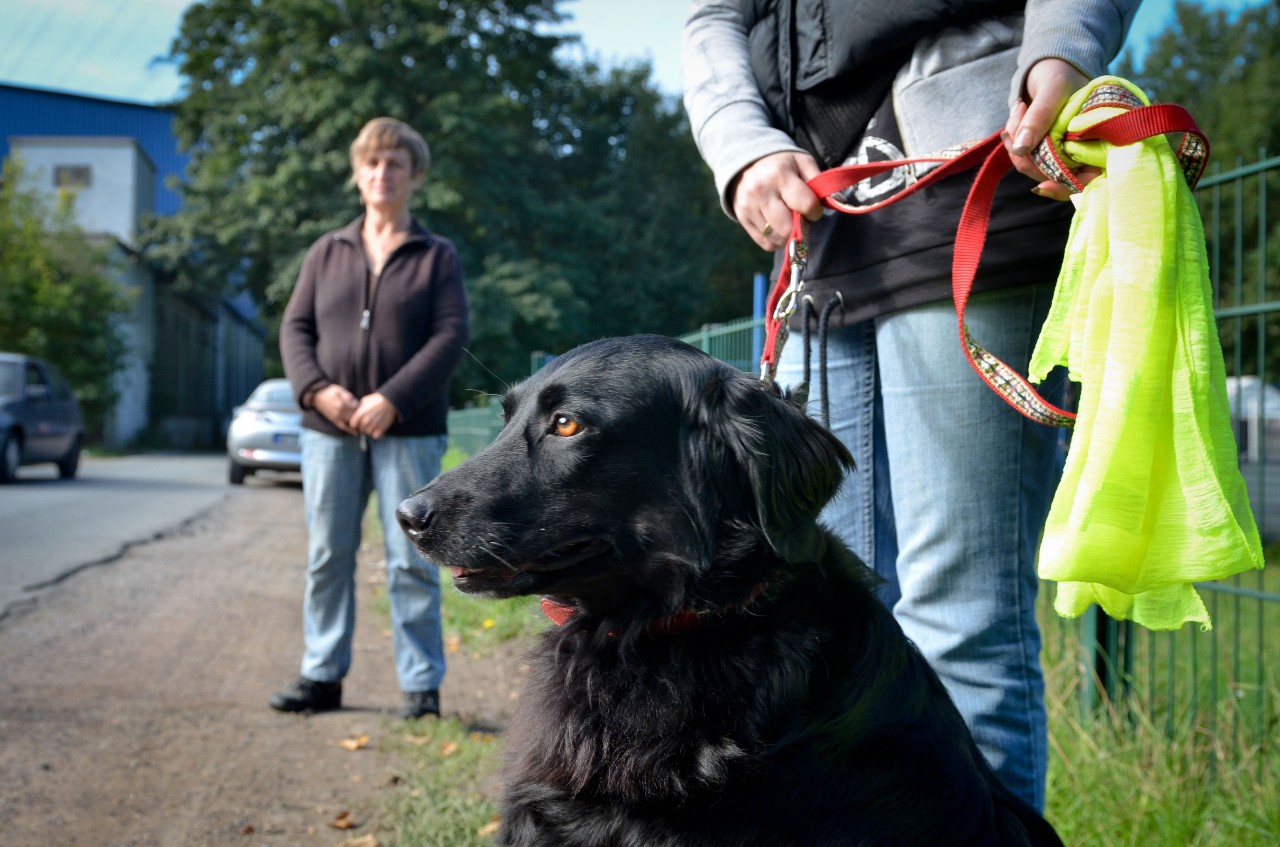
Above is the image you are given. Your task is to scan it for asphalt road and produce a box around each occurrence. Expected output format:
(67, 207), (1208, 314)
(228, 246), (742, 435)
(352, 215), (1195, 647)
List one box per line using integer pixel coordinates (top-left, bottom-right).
(0, 451), (521, 845)
(0, 453), (295, 620)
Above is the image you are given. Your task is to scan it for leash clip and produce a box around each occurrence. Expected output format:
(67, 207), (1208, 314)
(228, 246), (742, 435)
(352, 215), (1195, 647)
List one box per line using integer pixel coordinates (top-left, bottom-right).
(760, 219), (809, 384)
(773, 233), (809, 322)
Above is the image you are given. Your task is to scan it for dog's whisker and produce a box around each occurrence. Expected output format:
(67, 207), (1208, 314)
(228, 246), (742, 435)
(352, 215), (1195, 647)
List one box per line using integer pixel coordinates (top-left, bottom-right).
(479, 545), (519, 572)
(461, 347), (510, 392)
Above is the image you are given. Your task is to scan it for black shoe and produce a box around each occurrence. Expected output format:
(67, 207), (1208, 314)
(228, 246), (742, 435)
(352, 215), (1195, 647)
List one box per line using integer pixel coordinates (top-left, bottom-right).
(397, 689), (440, 719)
(269, 676), (342, 713)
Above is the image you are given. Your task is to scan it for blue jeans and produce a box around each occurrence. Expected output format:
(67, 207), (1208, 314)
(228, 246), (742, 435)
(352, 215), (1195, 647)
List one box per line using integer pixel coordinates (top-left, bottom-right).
(298, 429), (448, 693)
(777, 285), (1065, 812)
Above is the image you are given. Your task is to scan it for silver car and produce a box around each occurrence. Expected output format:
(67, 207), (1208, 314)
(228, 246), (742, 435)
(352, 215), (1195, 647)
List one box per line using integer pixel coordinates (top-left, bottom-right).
(226, 378), (302, 484)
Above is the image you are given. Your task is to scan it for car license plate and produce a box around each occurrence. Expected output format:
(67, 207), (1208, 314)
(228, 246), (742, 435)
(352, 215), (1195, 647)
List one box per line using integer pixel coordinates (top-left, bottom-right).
(274, 433), (299, 447)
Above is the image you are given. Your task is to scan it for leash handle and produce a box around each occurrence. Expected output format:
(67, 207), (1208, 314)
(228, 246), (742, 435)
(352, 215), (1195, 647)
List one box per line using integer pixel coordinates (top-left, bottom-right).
(759, 138), (998, 383)
(760, 91), (1209, 428)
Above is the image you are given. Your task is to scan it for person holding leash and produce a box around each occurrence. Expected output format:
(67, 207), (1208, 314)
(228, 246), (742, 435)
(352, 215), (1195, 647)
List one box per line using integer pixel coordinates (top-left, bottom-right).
(273, 117), (469, 719)
(683, 0), (1139, 811)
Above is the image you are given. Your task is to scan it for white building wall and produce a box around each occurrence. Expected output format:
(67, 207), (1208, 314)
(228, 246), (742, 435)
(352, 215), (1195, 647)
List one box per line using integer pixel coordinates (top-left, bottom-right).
(10, 136), (155, 247)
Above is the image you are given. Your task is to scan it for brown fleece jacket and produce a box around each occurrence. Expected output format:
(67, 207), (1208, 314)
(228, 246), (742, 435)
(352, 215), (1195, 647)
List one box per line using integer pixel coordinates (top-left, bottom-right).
(280, 216), (469, 437)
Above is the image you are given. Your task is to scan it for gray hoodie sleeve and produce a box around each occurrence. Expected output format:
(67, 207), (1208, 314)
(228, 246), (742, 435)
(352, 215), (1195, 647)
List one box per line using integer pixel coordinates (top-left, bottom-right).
(1013, 0), (1143, 108)
(682, 0), (805, 218)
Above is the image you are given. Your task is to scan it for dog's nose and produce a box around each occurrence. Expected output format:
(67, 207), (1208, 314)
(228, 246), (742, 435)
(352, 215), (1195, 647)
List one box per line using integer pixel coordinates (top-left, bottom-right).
(396, 495), (435, 540)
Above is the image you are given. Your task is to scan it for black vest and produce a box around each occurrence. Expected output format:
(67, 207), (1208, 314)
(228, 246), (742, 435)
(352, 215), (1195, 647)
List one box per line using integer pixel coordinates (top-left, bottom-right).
(745, 0), (1025, 166)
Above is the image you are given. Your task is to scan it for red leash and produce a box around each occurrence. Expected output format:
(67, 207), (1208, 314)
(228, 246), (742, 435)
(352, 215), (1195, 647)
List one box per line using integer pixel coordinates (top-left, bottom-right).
(759, 91), (1208, 428)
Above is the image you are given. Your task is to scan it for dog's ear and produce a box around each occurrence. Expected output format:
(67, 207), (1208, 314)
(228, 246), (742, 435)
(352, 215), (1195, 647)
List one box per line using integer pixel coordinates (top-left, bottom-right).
(690, 369), (853, 561)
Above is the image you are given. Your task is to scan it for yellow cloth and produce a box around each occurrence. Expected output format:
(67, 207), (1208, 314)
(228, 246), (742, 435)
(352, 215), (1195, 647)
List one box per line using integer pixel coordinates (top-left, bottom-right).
(1028, 77), (1264, 630)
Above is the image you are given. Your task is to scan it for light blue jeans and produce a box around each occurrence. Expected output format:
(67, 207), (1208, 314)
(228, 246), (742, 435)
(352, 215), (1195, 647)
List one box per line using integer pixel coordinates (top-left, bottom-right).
(777, 285), (1066, 812)
(298, 429), (448, 694)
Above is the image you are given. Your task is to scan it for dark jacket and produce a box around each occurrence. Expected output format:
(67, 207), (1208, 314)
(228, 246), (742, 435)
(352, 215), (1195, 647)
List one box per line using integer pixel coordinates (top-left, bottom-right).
(744, 0), (1025, 147)
(280, 216), (469, 437)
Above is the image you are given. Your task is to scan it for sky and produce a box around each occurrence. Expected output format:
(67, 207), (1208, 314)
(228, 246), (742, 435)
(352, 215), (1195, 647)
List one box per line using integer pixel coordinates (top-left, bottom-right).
(0, 0), (1266, 106)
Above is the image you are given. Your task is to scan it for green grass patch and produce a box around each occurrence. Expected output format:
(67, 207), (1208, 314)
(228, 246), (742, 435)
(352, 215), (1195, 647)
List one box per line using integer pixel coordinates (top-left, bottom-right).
(377, 718), (505, 847)
(1040, 555), (1278, 845)
(1044, 652), (1280, 845)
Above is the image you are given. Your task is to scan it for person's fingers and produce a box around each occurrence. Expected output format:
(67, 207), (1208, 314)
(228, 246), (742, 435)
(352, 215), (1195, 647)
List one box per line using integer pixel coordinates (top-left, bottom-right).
(1005, 59), (1089, 198)
(780, 156), (824, 225)
(1004, 100), (1027, 149)
(731, 151), (822, 250)
(314, 385), (359, 432)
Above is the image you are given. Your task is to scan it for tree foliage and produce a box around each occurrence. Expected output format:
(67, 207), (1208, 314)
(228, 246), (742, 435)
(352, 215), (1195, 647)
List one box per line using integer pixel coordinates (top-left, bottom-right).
(0, 158), (131, 436)
(1116, 0), (1280, 376)
(144, 0), (762, 400)
(1117, 0), (1280, 167)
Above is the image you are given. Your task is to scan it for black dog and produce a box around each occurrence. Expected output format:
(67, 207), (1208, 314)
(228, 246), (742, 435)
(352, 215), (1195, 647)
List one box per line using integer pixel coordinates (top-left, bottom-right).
(398, 335), (1064, 847)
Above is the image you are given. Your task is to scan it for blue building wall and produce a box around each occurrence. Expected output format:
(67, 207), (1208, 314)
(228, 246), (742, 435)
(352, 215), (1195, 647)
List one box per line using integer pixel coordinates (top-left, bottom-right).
(0, 83), (187, 215)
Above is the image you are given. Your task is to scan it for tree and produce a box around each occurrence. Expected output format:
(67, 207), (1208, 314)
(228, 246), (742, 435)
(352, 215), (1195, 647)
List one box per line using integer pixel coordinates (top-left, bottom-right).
(1116, 1), (1280, 376)
(1117, 0), (1280, 168)
(0, 158), (131, 436)
(143, 0), (762, 400)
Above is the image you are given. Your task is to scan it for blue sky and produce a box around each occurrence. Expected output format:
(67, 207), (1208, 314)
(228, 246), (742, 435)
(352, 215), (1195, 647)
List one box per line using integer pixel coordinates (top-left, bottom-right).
(0, 1), (1263, 105)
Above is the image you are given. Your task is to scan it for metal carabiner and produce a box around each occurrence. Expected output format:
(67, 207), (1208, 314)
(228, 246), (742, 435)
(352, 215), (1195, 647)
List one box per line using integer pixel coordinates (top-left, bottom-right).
(773, 225), (809, 323)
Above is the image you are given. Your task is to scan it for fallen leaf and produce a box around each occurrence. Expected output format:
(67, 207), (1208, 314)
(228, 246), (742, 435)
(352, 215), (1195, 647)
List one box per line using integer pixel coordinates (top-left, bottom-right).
(440, 741), (459, 757)
(444, 634), (462, 654)
(344, 836), (379, 847)
(404, 733), (434, 746)
(477, 817), (501, 836)
(328, 810), (358, 830)
(336, 734), (370, 752)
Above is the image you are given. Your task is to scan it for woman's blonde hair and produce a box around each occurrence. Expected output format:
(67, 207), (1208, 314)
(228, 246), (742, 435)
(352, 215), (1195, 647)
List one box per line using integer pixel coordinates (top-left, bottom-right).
(349, 117), (431, 178)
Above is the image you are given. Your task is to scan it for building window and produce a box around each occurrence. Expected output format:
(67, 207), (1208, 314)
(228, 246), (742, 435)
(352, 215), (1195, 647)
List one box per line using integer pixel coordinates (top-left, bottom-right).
(54, 165), (92, 189)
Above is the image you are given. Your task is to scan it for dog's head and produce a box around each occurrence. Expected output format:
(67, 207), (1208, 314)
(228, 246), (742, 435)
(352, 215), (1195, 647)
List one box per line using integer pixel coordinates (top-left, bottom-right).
(397, 335), (852, 622)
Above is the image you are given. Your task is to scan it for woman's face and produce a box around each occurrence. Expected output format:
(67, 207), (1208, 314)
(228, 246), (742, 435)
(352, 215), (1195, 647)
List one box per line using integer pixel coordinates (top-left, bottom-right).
(355, 146), (422, 209)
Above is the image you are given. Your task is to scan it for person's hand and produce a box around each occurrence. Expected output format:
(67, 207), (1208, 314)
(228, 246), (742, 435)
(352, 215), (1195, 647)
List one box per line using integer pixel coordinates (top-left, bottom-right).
(1003, 58), (1098, 201)
(350, 392), (400, 440)
(730, 151), (824, 250)
(312, 384), (359, 434)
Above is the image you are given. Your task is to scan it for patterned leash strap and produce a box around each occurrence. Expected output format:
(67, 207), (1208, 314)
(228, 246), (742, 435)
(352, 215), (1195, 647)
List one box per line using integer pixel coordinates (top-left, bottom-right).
(759, 82), (1209, 428)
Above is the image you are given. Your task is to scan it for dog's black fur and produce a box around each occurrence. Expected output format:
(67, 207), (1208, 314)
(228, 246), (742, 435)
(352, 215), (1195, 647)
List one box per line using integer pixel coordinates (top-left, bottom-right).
(398, 335), (1064, 847)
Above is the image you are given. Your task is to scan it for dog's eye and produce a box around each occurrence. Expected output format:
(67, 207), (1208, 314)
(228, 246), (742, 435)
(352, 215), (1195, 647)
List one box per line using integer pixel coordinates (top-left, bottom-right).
(553, 414), (582, 437)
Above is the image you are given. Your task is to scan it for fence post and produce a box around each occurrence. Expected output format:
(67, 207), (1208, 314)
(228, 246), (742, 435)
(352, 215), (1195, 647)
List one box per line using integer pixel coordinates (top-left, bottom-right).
(1079, 607), (1128, 721)
(752, 272), (767, 366)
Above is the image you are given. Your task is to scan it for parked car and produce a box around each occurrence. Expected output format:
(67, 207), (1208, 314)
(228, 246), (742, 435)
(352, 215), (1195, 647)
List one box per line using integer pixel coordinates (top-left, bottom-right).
(226, 378), (303, 484)
(0, 352), (85, 483)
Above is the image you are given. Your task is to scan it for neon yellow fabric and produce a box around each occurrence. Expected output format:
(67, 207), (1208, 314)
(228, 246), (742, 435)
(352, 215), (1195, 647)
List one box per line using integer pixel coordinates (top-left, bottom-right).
(1028, 77), (1264, 631)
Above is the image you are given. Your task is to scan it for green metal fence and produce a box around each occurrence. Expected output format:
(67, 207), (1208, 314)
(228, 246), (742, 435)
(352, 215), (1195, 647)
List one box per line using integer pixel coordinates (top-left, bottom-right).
(680, 316), (766, 374)
(445, 155), (1279, 760)
(447, 404), (503, 457)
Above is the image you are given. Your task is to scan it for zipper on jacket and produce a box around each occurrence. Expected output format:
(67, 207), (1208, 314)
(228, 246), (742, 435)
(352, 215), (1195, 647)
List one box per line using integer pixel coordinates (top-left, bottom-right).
(361, 309), (371, 330)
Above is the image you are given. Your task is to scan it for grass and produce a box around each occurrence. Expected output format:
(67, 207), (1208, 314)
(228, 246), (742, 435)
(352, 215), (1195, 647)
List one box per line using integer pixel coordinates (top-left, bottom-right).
(1041, 561), (1279, 845)
(1044, 692), (1280, 845)
(358, 445), (1279, 845)
(376, 718), (506, 847)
